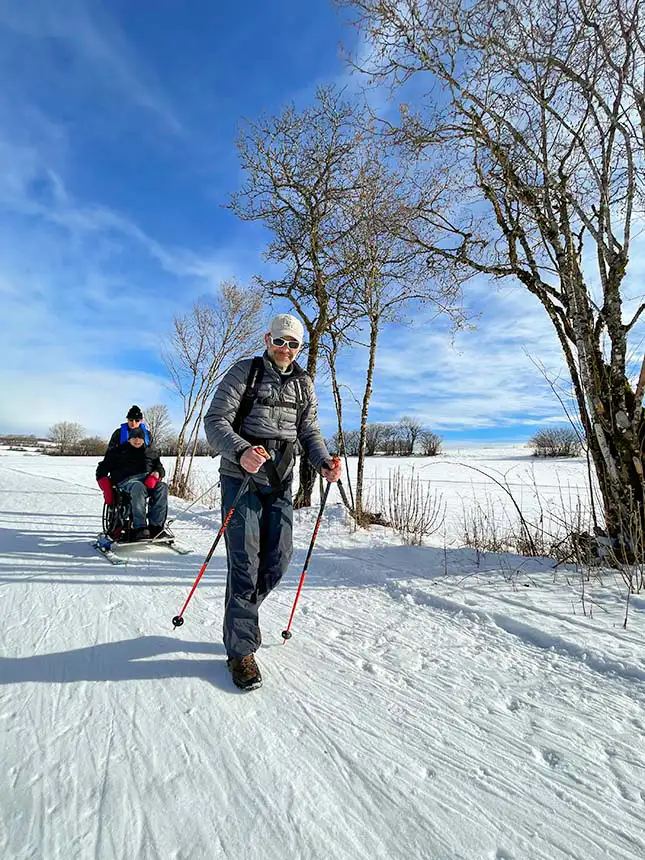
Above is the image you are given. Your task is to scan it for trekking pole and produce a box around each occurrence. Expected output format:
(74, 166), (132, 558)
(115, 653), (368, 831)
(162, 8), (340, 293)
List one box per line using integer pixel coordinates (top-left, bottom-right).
(281, 458), (339, 642)
(171, 447), (268, 629)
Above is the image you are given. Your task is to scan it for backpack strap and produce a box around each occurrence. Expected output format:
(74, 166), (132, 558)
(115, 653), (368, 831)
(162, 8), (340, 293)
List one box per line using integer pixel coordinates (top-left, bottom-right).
(294, 377), (306, 423)
(284, 375), (308, 430)
(264, 441), (295, 490)
(232, 357), (265, 435)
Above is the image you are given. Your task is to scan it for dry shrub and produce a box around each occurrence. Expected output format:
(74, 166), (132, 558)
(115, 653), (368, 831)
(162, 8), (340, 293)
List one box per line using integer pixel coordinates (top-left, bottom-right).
(529, 426), (582, 458)
(169, 471), (197, 500)
(375, 468), (445, 545)
(460, 489), (594, 565)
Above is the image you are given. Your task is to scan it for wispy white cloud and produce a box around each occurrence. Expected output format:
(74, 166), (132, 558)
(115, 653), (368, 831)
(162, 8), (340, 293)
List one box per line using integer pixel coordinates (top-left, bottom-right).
(327, 279), (575, 433)
(0, 367), (169, 438)
(0, 0), (183, 135)
(0, 121), (250, 437)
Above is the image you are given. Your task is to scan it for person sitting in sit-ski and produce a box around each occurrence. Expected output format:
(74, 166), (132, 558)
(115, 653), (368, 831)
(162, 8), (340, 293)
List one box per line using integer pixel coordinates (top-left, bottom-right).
(96, 427), (168, 541)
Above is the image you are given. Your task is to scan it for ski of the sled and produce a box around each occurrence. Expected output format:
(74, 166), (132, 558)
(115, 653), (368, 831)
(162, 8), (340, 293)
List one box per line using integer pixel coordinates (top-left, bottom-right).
(93, 536), (191, 563)
(115, 537), (191, 554)
(94, 540), (128, 565)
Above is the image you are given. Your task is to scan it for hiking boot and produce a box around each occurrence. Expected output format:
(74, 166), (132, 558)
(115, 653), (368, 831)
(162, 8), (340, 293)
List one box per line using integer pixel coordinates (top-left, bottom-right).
(148, 524), (165, 539)
(132, 527), (151, 541)
(227, 654), (262, 691)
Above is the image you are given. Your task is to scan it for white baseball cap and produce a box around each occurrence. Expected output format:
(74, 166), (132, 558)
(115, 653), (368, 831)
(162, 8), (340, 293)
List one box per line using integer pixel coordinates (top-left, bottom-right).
(269, 314), (304, 345)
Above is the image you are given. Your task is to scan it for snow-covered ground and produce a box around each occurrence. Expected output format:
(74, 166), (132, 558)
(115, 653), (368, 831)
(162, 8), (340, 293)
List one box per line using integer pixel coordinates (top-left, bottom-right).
(1, 448), (644, 860)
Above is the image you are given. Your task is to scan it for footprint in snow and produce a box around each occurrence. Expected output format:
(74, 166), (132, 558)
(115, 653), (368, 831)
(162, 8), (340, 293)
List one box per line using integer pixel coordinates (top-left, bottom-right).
(356, 658), (389, 680)
(539, 748), (562, 768)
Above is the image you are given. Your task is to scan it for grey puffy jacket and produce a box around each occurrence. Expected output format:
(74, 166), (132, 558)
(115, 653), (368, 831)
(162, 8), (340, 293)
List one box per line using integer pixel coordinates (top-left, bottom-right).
(204, 352), (331, 485)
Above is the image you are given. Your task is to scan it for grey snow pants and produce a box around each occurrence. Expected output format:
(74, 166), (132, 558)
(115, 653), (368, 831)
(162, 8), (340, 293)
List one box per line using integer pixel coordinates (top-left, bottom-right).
(221, 475), (294, 660)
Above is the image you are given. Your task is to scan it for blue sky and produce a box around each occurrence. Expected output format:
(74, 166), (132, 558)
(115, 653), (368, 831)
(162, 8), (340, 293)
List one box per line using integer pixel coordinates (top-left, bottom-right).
(0, 0), (637, 444)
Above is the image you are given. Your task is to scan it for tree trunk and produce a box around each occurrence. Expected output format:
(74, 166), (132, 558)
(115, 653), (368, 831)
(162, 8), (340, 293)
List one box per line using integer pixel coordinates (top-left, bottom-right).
(171, 425), (189, 494)
(184, 399), (209, 486)
(554, 276), (645, 559)
(585, 375), (645, 560)
(294, 330), (322, 508)
(355, 316), (379, 522)
(328, 340), (355, 511)
(171, 405), (199, 497)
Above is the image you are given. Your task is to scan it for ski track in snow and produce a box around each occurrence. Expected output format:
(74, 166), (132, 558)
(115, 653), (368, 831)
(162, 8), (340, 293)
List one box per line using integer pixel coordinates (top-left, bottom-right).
(1, 455), (644, 860)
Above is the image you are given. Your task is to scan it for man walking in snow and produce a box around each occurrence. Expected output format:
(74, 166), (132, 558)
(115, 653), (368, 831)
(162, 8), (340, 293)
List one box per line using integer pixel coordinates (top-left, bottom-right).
(204, 313), (341, 690)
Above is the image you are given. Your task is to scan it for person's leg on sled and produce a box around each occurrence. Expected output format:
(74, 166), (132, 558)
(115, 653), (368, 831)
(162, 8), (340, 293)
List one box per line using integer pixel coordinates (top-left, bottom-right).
(143, 473), (169, 538)
(116, 474), (168, 541)
(117, 474), (151, 540)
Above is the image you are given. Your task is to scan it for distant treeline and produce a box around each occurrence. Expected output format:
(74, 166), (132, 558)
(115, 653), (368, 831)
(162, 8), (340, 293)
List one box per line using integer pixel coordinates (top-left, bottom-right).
(326, 420), (442, 457)
(2, 425), (214, 458)
(0, 434), (49, 447)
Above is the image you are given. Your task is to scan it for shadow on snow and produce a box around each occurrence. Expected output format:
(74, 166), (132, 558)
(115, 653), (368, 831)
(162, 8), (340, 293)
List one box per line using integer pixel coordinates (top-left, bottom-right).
(0, 635), (232, 687)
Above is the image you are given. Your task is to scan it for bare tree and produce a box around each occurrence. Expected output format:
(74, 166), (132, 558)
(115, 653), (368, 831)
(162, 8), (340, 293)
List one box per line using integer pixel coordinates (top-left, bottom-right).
(420, 429), (442, 456)
(162, 435), (179, 456)
(77, 436), (108, 456)
(193, 438), (212, 456)
(365, 422), (389, 455)
(529, 427), (583, 458)
(144, 404), (173, 448)
(230, 84), (365, 507)
(330, 428), (362, 456)
(163, 282), (263, 497)
(343, 0), (645, 552)
(48, 422), (84, 455)
(336, 149), (462, 520)
(321, 329), (357, 511)
(399, 415), (424, 455)
(380, 424), (398, 455)
(391, 424), (408, 456)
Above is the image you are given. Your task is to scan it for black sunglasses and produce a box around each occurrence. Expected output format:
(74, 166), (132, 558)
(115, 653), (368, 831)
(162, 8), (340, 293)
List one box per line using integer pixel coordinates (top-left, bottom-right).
(271, 336), (301, 350)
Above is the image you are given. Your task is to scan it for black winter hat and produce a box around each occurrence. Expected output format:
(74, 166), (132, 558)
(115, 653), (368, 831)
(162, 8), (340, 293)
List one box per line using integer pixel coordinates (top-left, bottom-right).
(128, 427), (146, 440)
(127, 405), (143, 420)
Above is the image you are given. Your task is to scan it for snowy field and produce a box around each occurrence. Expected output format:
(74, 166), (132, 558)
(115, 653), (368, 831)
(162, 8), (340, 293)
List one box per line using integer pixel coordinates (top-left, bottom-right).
(1, 447), (644, 860)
